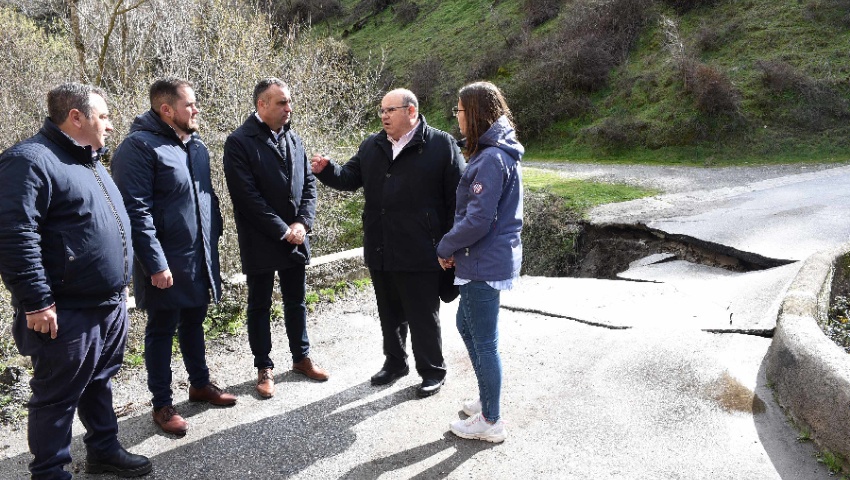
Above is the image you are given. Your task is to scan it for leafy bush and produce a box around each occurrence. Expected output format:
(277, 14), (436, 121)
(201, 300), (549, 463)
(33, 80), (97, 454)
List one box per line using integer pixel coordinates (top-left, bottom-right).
(685, 62), (741, 116)
(505, 0), (653, 136)
(568, 0), (655, 62)
(465, 47), (507, 82)
(804, 0), (850, 28)
(393, 0), (419, 25)
(409, 56), (444, 104)
(260, 0), (343, 27)
(755, 60), (807, 93)
(522, 0), (562, 28)
(507, 76), (591, 137)
(348, 0), (396, 21)
(755, 59), (850, 132)
(661, 0), (721, 14)
(580, 116), (649, 152)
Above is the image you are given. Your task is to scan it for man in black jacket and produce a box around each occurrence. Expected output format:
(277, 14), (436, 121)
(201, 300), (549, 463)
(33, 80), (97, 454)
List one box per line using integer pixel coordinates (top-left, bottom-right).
(223, 78), (328, 400)
(112, 78), (236, 437)
(0, 83), (151, 478)
(311, 88), (464, 398)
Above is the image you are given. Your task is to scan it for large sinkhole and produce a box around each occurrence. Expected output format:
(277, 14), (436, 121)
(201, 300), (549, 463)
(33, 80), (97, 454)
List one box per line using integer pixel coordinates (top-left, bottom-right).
(540, 223), (794, 280)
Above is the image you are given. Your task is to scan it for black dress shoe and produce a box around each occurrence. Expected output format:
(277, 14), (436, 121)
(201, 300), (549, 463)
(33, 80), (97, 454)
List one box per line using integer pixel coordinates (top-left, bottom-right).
(86, 446), (152, 477)
(370, 366), (410, 386)
(416, 377), (445, 398)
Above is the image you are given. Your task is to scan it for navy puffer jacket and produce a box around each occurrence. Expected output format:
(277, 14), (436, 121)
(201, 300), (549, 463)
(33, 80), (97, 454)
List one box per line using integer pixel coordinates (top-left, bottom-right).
(111, 110), (222, 309)
(0, 119), (132, 311)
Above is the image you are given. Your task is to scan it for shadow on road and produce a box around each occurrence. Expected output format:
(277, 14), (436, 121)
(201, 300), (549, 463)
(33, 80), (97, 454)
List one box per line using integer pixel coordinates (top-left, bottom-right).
(0, 375), (495, 479)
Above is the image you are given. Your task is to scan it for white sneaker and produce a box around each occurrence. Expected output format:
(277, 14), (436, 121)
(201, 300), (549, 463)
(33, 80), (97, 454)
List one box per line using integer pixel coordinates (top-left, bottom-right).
(462, 398), (482, 416)
(450, 412), (507, 443)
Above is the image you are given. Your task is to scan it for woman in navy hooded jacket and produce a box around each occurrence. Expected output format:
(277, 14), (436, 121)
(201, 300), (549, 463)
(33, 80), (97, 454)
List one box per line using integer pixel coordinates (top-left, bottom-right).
(437, 81), (523, 444)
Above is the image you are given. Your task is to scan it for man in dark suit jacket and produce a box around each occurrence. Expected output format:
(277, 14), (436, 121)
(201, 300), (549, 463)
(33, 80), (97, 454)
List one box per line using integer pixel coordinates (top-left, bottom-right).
(311, 88), (465, 398)
(223, 78), (328, 399)
(112, 78), (236, 437)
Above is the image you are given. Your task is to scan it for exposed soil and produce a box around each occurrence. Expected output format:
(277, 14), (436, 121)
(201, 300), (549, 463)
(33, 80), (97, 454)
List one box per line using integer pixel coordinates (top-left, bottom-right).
(568, 223), (792, 279)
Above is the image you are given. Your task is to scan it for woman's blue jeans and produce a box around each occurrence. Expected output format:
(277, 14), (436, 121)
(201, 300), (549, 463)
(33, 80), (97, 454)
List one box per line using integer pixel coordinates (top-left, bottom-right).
(456, 281), (502, 422)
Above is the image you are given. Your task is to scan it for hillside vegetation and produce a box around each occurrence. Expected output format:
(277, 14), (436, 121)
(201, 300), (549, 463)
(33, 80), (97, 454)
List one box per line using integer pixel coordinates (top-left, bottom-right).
(296, 0), (850, 164)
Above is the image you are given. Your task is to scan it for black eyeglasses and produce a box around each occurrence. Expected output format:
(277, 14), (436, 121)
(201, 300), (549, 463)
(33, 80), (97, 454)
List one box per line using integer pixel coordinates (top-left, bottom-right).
(451, 106), (465, 117)
(377, 105), (409, 116)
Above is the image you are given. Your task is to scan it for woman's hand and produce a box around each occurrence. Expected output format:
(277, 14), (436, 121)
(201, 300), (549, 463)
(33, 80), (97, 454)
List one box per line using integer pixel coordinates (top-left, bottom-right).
(438, 256), (455, 270)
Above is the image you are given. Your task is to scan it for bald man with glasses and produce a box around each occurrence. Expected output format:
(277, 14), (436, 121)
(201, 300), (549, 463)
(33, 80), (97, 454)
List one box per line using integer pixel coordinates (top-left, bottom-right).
(311, 88), (465, 398)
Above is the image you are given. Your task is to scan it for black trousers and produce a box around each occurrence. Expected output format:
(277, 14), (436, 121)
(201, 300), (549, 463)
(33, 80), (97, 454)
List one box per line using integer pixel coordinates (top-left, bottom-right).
(13, 302), (128, 480)
(246, 266), (310, 369)
(369, 269), (446, 381)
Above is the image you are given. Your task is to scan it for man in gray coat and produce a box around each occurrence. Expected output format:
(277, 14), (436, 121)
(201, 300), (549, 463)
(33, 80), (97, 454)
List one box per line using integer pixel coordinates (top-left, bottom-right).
(112, 78), (236, 437)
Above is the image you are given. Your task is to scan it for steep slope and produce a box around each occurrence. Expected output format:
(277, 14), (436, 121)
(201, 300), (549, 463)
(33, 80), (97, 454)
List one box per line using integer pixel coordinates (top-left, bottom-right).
(315, 0), (850, 163)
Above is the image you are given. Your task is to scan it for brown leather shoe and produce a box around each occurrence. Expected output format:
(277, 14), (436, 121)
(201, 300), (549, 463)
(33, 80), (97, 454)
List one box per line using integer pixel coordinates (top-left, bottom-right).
(152, 405), (188, 436)
(293, 357), (329, 381)
(188, 383), (237, 406)
(256, 368), (275, 398)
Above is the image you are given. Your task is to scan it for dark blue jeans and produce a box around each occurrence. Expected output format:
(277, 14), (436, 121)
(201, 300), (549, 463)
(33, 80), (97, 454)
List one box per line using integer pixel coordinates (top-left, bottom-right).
(457, 281), (502, 422)
(246, 266), (309, 369)
(13, 302), (128, 480)
(145, 305), (210, 409)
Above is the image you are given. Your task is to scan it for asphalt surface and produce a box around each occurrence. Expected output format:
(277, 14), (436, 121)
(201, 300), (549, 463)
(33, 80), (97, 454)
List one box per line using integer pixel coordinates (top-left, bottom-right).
(2, 162), (849, 479)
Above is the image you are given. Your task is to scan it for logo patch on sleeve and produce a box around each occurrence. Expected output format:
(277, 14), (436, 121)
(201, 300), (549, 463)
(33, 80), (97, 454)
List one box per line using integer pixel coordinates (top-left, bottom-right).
(472, 182), (484, 194)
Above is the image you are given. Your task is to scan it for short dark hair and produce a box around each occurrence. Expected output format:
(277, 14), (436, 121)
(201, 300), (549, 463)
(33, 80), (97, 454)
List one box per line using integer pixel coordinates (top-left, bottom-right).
(150, 77), (192, 113)
(47, 82), (106, 124)
(253, 77), (289, 108)
(457, 81), (515, 156)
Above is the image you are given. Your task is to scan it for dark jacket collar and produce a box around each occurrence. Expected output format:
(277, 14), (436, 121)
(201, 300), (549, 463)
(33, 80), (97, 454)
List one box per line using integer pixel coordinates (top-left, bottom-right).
(129, 110), (199, 146)
(244, 113), (291, 140)
(376, 113), (428, 147)
(39, 118), (107, 165)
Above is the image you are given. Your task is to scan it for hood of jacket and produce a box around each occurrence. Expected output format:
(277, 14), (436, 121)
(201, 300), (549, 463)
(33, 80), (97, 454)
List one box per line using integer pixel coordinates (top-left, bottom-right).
(128, 109), (192, 144)
(478, 115), (524, 162)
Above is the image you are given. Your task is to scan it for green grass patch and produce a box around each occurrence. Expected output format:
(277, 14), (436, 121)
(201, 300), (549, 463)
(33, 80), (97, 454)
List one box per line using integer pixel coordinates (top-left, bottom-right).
(0, 392), (26, 424)
(123, 348), (145, 368)
(306, 277), (371, 311)
(205, 299), (246, 337)
(317, 279), (370, 303)
(817, 450), (845, 475)
(331, 0), (521, 87)
(523, 167), (657, 212)
(525, 0), (850, 164)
